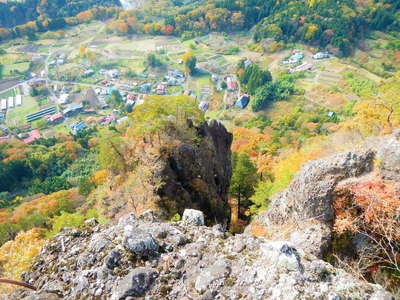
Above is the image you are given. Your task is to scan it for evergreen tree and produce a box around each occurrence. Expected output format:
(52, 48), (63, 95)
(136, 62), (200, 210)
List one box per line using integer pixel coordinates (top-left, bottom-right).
(230, 153), (258, 218)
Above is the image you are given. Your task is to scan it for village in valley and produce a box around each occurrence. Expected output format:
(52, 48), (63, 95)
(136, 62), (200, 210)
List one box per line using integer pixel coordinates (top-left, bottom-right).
(0, 20), (383, 144)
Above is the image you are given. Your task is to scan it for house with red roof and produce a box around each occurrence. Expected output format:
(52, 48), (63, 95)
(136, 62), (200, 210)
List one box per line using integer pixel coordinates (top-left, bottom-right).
(23, 130), (42, 144)
(156, 83), (167, 95)
(47, 112), (64, 124)
(227, 80), (238, 91)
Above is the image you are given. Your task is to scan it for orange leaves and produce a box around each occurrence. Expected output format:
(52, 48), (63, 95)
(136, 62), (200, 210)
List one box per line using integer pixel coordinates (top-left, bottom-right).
(143, 24), (151, 33)
(334, 179), (400, 239)
(1, 190), (78, 224)
(0, 27), (11, 40)
(395, 51), (400, 64)
(231, 127), (271, 157)
(118, 21), (129, 34)
(232, 127), (274, 176)
(63, 141), (80, 160)
(351, 180), (399, 224)
(79, 45), (87, 57)
(76, 10), (93, 23)
(127, 17), (137, 26)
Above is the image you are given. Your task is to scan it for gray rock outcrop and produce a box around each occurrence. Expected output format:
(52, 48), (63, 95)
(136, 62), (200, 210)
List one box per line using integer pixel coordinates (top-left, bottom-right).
(246, 132), (400, 259)
(7, 211), (392, 300)
(102, 119), (232, 224)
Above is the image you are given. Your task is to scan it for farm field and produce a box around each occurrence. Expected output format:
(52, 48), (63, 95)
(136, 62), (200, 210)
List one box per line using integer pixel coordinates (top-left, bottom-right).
(2, 62), (30, 77)
(6, 95), (39, 126)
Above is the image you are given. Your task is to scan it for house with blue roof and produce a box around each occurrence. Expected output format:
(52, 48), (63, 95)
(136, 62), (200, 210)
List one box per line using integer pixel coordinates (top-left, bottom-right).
(71, 121), (87, 135)
(235, 94), (250, 109)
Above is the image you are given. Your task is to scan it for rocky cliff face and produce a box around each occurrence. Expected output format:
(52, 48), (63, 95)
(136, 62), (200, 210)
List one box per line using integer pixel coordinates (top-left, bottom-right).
(155, 120), (233, 223)
(6, 210), (392, 300)
(100, 120), (232, 225)
(246, 132), (400, 259)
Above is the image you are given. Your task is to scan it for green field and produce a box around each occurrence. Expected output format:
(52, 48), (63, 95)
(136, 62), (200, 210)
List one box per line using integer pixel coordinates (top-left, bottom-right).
(2, 62), (30, 77)
(6, 96), (39, 126)
(189, 74), (212, 96)
(52, 123), (70, 134)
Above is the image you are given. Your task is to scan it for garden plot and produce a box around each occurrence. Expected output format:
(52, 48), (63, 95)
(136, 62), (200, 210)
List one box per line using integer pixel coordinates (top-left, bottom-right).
(305, 86), (349, 108)
(155, 38), (185, 54)
(200, 55), (230, 74)
(17, 44), (40, 53)
(106, 37), (161, 53)
(316, 72), (342, 86)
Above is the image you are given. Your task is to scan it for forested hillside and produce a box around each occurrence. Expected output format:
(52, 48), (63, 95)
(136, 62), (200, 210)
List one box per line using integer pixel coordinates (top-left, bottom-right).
(1, 0), (399, 55)
(0, 0), (120, 28)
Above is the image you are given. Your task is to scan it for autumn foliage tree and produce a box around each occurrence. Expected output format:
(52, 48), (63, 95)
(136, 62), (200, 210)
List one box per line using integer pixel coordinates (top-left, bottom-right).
(76, 10), (94, 23)
(182, 52), (196, 75)
(0, 228), (45, 294)
(161, 24), (174, 35)
(333, 179), (400, 289)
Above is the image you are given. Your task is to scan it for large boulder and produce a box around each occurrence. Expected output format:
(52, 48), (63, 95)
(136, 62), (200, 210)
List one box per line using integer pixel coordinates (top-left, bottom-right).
(376, 130), (400, 181)
(246, 132), (400, 259)
(246, 150), (375, 257)
(182, 209), (205, 226)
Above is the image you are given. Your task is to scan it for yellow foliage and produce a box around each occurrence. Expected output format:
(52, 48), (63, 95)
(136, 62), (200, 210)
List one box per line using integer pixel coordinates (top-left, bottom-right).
(182, 51), (194, 63)
(308, 0), (320, 7)
(268, 147), (323, 196)
(92, 170), (109, 185)
(79, 45), (87, 57)
(0, 229), (45, 293)
(305, 24), (319, 40)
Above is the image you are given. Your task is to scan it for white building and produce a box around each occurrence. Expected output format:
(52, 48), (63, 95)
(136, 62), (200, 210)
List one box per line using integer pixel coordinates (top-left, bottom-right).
(1, 99), (7, 110)
(58, 93), (69, 104)
(313, 52), (329, 60)
(15, 95), (22, 106)
(108, 69), (120, 78)
(8, 97), (14, 108)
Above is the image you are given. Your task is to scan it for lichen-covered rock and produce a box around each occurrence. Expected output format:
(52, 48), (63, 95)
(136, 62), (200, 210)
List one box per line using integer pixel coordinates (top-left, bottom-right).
(123, 225), (159, 257)
(260, 150), (375, 226)
(195, 260), (230, 292)
(182, 209), (205, 226)
(111, 267), (157, 299)
(289, 221), (332, 258)
(8, 213), (392, 300)
(376, 130), (400, 181)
